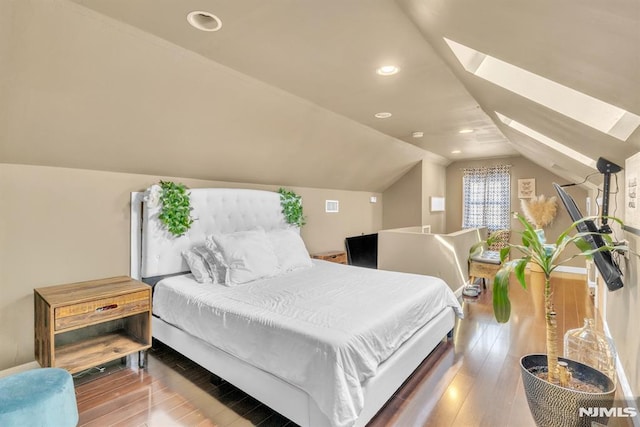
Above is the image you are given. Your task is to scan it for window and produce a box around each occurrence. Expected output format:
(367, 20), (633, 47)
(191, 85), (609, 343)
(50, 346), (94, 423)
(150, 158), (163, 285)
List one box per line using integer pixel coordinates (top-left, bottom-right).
(444, 37), (640, 141)
(463, 165), (511, 232)
(496, 112), (596, 169)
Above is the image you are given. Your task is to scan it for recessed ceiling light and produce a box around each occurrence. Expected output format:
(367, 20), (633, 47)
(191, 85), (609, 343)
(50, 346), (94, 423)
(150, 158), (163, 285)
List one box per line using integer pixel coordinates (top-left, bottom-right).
(376, 65), (400, 76)
(451, 150), (462, 154)
(187, 11), (222, 32)
(412, 131), (424, 138)
(374, 112), (392, 119)
(458, 129), (474, 134)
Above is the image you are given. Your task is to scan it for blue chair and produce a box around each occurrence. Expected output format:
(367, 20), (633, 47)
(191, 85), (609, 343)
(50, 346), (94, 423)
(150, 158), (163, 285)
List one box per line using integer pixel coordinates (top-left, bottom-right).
(0, 368), (78, 427)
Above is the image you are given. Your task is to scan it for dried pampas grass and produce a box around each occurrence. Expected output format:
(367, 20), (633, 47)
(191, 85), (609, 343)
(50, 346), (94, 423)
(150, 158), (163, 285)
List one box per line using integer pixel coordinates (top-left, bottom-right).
(521, 195), (558, 229)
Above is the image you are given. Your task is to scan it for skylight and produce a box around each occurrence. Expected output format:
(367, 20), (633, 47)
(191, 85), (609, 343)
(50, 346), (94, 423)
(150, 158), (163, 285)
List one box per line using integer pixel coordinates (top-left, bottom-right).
(445, 38), (640, 141)
(496, 112), (597, 169)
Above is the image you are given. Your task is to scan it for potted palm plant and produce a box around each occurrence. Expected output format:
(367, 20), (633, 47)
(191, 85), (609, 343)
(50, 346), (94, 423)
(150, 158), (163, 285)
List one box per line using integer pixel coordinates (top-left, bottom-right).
(472, 212), (627, 427)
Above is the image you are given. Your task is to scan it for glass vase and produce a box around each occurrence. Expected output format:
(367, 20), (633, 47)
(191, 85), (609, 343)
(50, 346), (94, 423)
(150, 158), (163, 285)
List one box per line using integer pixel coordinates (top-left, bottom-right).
(563, 318), (617, 384)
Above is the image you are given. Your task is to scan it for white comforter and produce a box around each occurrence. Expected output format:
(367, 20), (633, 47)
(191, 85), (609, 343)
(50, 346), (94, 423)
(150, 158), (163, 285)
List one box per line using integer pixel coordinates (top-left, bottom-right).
(153, 260), (462, 427)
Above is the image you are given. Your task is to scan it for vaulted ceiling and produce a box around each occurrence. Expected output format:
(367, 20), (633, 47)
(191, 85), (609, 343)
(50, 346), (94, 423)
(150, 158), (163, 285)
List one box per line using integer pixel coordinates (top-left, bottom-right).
(67, 0), (516, 161)
(398, 0), (640, 187)
(2, 0), (638, 191)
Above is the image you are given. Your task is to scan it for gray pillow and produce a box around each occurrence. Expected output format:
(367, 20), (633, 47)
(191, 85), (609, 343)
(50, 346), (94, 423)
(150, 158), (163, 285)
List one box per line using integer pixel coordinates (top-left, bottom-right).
(181, 247), (213, 283)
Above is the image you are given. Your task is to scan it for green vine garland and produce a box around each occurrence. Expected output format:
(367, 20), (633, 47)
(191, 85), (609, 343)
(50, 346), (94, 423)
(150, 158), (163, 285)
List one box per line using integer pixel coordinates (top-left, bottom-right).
(158, 181), (194, 237)
(278, 188), (306, 227)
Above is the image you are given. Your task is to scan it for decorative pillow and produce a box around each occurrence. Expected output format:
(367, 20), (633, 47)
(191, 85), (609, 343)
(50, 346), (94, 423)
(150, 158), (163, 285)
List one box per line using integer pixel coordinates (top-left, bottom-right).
(210, 229), (280, 286)
(181, 247), (213, 283)
(267, 228), (312, 272)
(201, 238), (229, 285)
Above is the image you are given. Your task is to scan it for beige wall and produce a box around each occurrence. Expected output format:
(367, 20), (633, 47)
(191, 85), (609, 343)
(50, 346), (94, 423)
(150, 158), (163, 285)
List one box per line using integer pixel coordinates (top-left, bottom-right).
(421, 161), (446, 233)
(0, 163), (382, 370)
(446, 156), (588, 268)
(0, 0), (10, 150)
(382, 158), (446, 233)
(382, 162), (422, 229)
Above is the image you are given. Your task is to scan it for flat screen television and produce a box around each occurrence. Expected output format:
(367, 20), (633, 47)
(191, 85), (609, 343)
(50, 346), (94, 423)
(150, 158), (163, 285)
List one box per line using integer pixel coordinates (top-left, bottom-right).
(553, 183), (623, 291)
(345, 233), (378, 269)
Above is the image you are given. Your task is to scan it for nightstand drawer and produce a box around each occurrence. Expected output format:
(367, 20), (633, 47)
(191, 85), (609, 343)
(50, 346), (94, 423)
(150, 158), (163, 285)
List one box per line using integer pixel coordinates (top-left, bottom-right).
(55, 290), (149, 331)
(326, 253), (347, 264)
(312, 251), (348, 264)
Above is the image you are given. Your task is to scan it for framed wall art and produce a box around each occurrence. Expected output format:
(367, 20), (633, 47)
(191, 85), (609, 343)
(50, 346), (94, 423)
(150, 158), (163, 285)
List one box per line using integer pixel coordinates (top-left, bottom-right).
(624, 152), (640, 235)
(518, 178), (536, 199)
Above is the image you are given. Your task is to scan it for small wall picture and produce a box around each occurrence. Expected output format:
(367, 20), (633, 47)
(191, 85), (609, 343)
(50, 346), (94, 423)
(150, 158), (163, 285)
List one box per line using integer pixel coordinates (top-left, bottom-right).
(518, 178), (536, 199)
(625, 152), (640, 230)
(628, 175), (637, 209)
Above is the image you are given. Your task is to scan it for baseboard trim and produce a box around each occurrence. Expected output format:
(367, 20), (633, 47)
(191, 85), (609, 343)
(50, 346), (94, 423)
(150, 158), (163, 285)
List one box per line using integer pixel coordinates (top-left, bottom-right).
(0, 361), (39, 379)
(553, 266), (587, 275)
(524, 265), (587, 275)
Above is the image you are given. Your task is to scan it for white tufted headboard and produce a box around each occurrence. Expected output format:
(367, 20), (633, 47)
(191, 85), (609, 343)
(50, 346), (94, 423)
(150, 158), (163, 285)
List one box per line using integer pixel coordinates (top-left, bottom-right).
(131, 188), (291, 279)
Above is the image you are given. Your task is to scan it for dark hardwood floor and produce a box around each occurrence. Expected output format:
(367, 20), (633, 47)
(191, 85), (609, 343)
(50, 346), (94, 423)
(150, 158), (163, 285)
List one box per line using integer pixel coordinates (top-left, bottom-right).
(75, 272), (631, 426)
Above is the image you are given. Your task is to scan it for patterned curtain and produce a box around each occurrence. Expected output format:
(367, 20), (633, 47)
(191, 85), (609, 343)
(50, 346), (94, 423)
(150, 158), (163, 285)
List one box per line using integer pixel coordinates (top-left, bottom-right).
(462, 165), (511, 232)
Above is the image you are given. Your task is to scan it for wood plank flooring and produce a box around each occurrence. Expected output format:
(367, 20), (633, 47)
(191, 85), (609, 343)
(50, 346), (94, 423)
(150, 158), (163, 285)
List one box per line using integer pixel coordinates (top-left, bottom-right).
(75, 272), (632, 426)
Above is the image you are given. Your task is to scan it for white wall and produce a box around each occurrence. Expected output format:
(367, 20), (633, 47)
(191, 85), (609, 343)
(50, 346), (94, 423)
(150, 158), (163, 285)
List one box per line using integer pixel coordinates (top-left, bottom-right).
(596, 170), (640, 396)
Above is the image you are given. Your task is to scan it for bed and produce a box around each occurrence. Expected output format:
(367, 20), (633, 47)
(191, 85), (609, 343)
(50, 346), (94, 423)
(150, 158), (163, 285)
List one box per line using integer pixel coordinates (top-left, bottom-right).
(130, 188), (461, 427)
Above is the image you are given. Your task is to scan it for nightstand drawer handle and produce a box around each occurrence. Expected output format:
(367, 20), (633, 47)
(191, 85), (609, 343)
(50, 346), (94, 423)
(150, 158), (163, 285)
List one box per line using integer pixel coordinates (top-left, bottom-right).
(95, 304), (118, 312)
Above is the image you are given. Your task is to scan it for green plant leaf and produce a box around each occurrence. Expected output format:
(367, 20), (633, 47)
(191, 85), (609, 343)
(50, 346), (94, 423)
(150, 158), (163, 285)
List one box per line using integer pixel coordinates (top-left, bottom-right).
(493, 268), (512, 323)
(514, 258), (529, 289)
(278, 188), (306, 227)
(499, 246), (510, 263)
(156, 181), (194, 237)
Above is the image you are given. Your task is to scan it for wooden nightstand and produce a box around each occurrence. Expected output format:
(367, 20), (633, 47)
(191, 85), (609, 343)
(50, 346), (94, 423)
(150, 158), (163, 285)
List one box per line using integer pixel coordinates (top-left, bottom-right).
(311, 250), (348, 265)
(34, 276), (152, 374)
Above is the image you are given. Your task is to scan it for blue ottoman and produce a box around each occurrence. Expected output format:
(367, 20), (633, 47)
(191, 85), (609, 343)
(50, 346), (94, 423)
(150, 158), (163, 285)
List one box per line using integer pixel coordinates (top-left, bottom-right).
(0, 368), (78, 427)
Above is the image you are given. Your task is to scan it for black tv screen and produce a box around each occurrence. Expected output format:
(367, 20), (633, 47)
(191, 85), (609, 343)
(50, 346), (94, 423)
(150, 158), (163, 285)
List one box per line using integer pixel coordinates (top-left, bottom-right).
(553, 183), (623, 291)
(345, 233), (378, 269)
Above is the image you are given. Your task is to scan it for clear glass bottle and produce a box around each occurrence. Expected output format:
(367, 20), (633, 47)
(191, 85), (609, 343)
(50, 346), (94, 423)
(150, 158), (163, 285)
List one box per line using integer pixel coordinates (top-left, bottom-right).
(564, 318), (617, 384)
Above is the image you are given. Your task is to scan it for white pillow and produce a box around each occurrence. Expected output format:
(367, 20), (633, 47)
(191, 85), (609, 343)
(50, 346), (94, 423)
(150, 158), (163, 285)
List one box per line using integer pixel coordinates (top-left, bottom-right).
(181, 247), (213, 283)
(210, 229), (280, 286)
(267, 228), (312, 272)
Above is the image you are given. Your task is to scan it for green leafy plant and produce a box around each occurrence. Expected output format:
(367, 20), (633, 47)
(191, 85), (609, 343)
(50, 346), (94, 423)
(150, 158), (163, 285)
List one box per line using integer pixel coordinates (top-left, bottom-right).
(470, 213), (628, 386)
(278, 188), (306, 227)
(158, 181), (194, 237)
